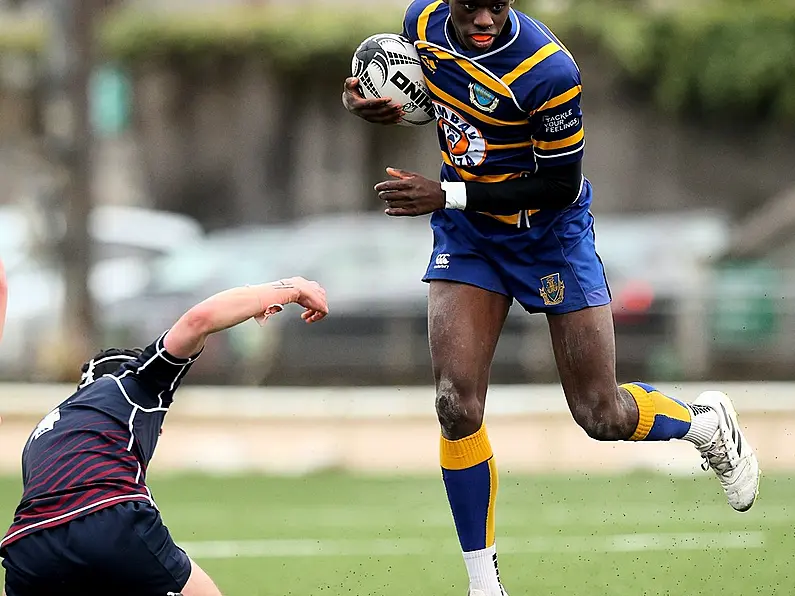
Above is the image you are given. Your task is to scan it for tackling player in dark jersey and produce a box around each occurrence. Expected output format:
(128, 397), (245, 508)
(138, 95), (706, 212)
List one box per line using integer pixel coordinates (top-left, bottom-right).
(0, 276), (328, 596)
(343, 1), (760, 595)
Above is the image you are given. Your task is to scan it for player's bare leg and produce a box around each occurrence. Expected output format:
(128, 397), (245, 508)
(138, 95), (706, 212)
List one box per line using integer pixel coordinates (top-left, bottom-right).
(180, 557), (223, 596)
(547, 305), (637, 439)
(430, 281), (511, 596)
(547, 305), (760, 511)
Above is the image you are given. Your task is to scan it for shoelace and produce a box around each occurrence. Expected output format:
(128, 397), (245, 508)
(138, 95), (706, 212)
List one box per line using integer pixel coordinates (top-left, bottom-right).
(701, 435), (734, 477)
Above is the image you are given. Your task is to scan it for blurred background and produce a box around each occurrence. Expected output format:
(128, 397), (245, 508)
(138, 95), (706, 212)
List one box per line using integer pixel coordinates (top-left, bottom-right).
(0, 0), (791, 388)
(0, 1), (794, 593)
(0, 0), (793, 386)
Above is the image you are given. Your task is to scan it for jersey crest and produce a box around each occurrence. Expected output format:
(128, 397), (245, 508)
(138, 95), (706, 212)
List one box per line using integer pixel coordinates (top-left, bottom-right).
(469, 83), (500, 113)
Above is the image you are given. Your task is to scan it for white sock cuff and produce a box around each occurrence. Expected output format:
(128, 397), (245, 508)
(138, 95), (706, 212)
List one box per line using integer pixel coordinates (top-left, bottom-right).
(683, 404), (719, 445)
(462, 543), (497, 561)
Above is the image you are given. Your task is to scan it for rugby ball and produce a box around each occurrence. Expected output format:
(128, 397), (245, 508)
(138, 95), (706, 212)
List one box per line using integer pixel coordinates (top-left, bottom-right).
(351, 33), (435, 127)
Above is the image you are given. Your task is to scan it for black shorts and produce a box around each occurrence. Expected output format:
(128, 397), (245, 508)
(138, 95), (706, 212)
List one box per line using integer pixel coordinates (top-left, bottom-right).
(2, 500), (192, 596)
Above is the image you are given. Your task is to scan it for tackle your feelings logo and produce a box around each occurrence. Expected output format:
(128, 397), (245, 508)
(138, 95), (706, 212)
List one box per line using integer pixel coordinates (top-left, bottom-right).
(540, 273), (565, 306)
(435, 103), (487, 168)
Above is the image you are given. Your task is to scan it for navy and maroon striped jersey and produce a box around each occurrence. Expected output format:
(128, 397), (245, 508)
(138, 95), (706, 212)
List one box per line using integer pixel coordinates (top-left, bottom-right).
(0, 332), (199, 550)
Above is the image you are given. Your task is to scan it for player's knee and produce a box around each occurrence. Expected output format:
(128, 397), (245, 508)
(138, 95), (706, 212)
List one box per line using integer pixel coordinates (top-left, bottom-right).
(435, 377), (483, 439)
(567, 390), (628, 441)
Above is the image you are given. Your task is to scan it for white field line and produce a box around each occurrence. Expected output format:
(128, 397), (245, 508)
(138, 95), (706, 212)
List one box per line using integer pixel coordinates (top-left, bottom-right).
(165, 503), (795, 529)
(180, 531), (764, 559)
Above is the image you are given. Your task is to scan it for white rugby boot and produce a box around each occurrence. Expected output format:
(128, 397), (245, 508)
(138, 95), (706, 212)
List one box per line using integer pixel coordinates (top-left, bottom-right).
(468, 588), (508, 596)
(693, 391), (760, 512)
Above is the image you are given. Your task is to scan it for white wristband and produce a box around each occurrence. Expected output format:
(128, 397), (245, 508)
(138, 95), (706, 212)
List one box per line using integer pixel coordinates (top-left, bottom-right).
(441, 181), (467, 210)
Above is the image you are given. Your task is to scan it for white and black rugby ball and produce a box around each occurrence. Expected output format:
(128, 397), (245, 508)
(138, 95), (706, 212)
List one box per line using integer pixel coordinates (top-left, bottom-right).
(351, 33), (435, 127)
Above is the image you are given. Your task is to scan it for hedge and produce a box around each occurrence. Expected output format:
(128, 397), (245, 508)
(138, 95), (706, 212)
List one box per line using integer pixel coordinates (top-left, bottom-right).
(551, 0), (795, 122)
(0, 1), (792, 123)
(100, 7), (404, 66)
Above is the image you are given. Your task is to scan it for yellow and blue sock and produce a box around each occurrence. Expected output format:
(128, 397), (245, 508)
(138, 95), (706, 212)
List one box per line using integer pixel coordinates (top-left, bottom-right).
(623, 382), (717, 444)
(441, 426), (503, 595)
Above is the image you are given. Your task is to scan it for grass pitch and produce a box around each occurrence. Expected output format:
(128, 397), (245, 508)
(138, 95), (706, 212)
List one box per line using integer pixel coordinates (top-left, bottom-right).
(0, 471), (792, 595)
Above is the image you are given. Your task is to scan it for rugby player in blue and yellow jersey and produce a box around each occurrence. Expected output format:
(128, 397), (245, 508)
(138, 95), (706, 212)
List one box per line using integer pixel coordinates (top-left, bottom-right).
(343, 2), (761, 594)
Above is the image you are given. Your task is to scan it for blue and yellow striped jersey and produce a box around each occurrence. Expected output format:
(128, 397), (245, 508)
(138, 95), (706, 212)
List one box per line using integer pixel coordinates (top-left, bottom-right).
(402, 0), (585, 224)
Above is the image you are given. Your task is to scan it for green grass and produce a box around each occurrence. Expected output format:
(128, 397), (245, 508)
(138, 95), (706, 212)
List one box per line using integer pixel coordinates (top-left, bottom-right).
(0, 472), (793, 595)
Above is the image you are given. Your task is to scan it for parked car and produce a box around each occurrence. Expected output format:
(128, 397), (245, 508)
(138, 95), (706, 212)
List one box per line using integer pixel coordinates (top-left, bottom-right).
(262, 213), (536, 385)
(104, 224), (296, 384)
(0, 207), (736, 385)
(0, 205), (204, 378)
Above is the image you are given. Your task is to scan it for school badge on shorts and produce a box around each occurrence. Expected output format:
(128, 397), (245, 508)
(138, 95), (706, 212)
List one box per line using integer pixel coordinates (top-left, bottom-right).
(540, 273), (565, 306)
(469, 82), (499, 113)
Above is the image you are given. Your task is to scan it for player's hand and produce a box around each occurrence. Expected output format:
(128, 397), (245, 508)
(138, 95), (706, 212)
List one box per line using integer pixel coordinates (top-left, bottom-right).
(342, 77), (403, 125)
(375, 167), (446, 216)
(282, 277), (329, 324)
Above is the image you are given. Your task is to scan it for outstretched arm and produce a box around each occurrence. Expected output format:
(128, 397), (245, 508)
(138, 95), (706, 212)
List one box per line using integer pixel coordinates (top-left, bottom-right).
(163, 277), (328, 359)
(0, 258), (7, 344)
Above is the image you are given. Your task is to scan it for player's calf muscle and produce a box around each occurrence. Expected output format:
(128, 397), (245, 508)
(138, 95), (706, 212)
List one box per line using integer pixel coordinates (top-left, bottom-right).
(567, 386), (638, 441)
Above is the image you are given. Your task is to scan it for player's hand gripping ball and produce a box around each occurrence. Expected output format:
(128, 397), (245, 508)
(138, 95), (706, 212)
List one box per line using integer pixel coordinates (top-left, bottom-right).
(345, 33), (435, 127)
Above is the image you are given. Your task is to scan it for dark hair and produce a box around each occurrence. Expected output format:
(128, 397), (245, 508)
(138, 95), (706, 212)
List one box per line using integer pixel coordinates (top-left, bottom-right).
(78, 347), (143, 389)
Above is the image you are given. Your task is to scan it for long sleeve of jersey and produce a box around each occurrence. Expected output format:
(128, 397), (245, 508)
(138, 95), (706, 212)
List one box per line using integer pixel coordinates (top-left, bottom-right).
(114, 332), (202, 409)
(463, 161), (582, 214)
